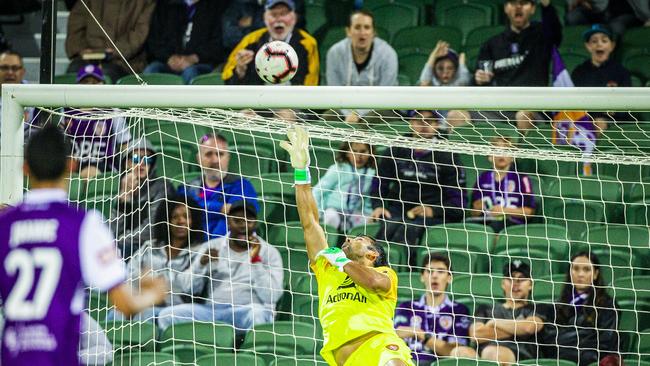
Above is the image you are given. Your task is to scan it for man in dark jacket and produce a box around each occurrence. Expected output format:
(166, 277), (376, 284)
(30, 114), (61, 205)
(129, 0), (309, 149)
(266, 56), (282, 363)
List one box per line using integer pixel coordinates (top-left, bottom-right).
(370, 111), (465, 250)
(144, 0), (226, 84)
(221, 0), (319, 86)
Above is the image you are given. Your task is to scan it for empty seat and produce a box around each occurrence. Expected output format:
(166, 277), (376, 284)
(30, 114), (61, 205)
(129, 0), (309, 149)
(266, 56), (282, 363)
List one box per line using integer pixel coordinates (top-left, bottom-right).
(158, 321), (236, 353)
(99, 320), (157, 351)
(190, 73), (224, 85)
(398, 52), (429, 87)
(117, 73), (184, 85)
(196, 352), (266, 366)
(496, 223), (571, 258)
(241, 321), (320, 355)
(372, 3), (420, 40)
(438, 4), (493, 44)
(392, 26), (463, 54)
(111, 351), (177, 366)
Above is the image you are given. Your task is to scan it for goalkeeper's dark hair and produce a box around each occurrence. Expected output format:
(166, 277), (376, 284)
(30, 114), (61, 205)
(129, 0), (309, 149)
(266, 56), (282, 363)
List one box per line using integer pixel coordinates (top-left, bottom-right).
(25, 124), (71, 181)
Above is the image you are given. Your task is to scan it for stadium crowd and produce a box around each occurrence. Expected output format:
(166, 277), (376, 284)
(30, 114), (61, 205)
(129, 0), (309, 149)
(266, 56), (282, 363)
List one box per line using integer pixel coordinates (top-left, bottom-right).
(0, 0), (648, 365)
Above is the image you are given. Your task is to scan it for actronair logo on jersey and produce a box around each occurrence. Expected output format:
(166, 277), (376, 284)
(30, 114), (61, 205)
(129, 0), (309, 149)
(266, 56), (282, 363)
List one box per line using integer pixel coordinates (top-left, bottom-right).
(327, 276), (367, 304)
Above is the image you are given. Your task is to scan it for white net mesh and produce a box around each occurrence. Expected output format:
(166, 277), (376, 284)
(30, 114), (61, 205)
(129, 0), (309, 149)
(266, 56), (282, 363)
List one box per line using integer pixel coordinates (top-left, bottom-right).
(11, 97), (650, 366)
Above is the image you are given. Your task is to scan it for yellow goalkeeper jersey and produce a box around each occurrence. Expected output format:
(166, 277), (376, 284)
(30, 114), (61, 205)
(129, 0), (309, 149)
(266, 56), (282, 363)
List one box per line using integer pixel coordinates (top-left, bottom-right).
(310, 256), (399, 364)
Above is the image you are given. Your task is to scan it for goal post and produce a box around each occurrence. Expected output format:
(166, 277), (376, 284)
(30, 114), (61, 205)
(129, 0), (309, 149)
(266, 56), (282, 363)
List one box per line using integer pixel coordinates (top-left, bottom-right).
(2, 83), (650, 365)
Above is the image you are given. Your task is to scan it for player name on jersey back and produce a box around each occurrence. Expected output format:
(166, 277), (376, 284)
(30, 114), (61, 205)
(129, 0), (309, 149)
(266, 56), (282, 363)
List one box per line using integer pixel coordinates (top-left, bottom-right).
(9, 219), (59, 247)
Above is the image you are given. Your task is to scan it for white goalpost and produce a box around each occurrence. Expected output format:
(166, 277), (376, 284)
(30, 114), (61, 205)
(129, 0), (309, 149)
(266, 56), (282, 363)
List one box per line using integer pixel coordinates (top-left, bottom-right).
(2, 84), (650, 365)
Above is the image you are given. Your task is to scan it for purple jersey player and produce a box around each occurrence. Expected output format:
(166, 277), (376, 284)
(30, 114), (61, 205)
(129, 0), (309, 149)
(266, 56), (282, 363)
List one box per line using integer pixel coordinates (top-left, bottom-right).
(0, 125), (166, 366)
(395, 252), (471, 365)
(471, 137), (536, 232)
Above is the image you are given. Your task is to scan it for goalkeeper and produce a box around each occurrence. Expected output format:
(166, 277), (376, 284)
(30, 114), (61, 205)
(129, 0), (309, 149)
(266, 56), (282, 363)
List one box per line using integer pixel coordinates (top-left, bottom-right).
(281, 127), (413, 366)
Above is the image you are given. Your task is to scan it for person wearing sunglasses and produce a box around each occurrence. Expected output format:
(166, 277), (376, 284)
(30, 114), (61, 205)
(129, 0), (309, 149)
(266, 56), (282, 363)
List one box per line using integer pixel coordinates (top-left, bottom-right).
(112, 137), (174, 258)
(0, 50), (36, 137)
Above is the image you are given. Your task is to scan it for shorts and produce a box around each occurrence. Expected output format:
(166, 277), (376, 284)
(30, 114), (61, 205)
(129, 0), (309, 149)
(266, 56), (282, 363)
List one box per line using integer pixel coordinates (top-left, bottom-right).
(343, 332), (414, 366)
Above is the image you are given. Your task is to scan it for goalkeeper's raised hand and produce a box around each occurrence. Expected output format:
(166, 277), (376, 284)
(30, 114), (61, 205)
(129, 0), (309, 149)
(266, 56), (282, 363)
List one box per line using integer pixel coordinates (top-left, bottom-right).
(280, 125), (311, 184)
(317, 247), (351, 272)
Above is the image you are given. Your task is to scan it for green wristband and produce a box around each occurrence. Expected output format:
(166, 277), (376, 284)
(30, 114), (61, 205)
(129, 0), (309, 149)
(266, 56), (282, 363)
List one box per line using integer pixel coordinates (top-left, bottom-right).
(294, 168), (311, 184)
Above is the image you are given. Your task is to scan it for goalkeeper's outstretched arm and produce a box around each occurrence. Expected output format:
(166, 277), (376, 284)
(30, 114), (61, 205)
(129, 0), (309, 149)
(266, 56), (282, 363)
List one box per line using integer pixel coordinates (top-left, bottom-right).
(281, 126), (328, 262)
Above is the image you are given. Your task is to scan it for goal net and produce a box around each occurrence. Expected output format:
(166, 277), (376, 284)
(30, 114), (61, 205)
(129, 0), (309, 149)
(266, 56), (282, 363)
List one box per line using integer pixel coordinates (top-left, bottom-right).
(2, 85), (649, 366)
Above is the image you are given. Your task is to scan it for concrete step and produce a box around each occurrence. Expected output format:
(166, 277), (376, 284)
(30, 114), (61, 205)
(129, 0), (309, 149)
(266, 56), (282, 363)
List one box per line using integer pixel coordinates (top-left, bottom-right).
(33, 33), (67, 59)
(23, 57), (71, 84)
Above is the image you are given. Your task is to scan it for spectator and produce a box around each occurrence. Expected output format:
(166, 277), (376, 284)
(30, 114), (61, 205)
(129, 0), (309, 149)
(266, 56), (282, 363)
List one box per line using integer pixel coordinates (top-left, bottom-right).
(111, 137), (175, 258)
(65, 0), (155, 82)
(394, 253), (471, 366)
(178, 133), (258, 239)
(144, 0), (226, 84)
(565, 0), (609, 25)
(454, 260), (547, 364)
(326, 9), (398, 123)
(312, 141), (376, 231)
(470, 137), (536, 233)
(158, 200), (284, 331)
(607, 0), (649, 36)
(542, 252), (619, 366)
(0, 50), (35, 133)
(419, 41), (470, 87)
(222, 0), (266, 53)
(370, 110), (465, 249)
(108, 195), (204, 323)
(222, 0), (319, 86)
(63, 64), (131, 178)
(572, 24), (631, 88)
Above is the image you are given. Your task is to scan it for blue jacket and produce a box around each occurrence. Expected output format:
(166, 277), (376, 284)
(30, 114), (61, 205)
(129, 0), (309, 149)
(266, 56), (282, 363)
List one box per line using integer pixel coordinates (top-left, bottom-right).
(312, 163), (375, 217)
(178, 173), (258, 239)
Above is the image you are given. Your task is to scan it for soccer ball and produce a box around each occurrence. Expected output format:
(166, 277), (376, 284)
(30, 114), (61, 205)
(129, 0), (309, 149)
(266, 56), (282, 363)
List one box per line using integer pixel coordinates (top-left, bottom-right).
(255, 41), (299, 84)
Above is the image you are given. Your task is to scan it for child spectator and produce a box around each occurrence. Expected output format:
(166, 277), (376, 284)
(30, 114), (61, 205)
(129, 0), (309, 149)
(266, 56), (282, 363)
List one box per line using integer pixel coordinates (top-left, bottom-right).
(572, 24), (631, 88)
(470, 137), (536, 233)
(543, 252), (619, 366)
(419, 41), (470, 87)
(312, 141), (376, 231)
(394, 253), (471, 365)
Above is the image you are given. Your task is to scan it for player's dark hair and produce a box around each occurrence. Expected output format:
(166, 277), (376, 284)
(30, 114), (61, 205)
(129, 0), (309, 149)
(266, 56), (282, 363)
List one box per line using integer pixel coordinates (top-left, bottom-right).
(557, 251), (612, 325)
(362, 236), (388, 267)
(153, 194), (204, 247)
(421, 252), (451, 272)
(348, 9), (375, 29)
(25, 125), (71, 181)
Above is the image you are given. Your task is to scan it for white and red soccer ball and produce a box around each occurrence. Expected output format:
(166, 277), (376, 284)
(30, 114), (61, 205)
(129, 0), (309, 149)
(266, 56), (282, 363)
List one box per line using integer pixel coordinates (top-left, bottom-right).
(255, 40), (299, 84)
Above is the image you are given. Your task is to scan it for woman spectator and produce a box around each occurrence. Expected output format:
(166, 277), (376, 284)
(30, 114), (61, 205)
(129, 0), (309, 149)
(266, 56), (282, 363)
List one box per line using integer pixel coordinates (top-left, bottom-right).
(544, 252), (620, 366)
(107, 195), (204, 324)
(419, 41), (471, 87)
(312, 141), (376, 231)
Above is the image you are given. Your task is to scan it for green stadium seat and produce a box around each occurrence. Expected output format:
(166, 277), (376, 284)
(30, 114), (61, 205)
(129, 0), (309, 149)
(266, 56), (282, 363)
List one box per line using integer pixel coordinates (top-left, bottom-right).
(305, 3), (326, 34)
(626, 182), (650, 203)
(158, 321), (236, 353)
(230, 145), (276, 178)
(520, 359), (578, 366)
(267, 221), (338, 248)
(241, 321), (320, 355)
(99, 320), (157, 351)
(449, 273), (503, 303)
(372, 3), (419, 40)
(579, 225), (650, 251)
(464, 25), (504, 49)
(83, 194), (116, 221)
(416, 248), (479, 275)
(557, 51), (586, 74)
(611, 276), (650, 310)
(624, 54), (650, 84)
(116, 73), (184, 85)
(392, 26), (463, 54)
(438, 4), (493, 44)
(421, 223), (495, 256)
(496, 224), (571, 258)
(397, 272), (426, 302)
(449, 122), (521, 145)
(250, 173), (299, 223)
(434, 357), (500, 366)
(598, 123), (650, 153)
(544, 199), (606, 239)
(398, 52), (429, 88)
(344, 222), (381, 237)
(398, 73), (412, 86)
(457, 152), (491, 192)
(545, 174), (622, 222)
(87, 290), (111, 322)
(190, 73), (224, 85)
(83, 173), (121, 198)
(622, 27), (650, 49)
(532, 274), (566, 302)
(196, 352), (266, 366)
(625, 199), (649, 226)
(154, 145), (196, 179)
(159, 344), (214, 364)
(111, 351), (177, 366)
(618, 306), (650, 352)
(628, 330), (650, 355)
(561, 25), (590, 49)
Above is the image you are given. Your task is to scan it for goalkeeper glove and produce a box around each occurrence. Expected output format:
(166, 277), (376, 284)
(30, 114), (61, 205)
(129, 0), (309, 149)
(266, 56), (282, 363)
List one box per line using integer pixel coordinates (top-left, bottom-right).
(280, 125), (311, 184)
(317, 247), (352, 272)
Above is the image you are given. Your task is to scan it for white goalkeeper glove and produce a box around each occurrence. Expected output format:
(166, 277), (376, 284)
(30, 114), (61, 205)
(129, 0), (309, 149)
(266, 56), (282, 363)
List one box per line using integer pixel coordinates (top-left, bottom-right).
(280, 125), (311, 184)
(317, 247), (352, 272)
